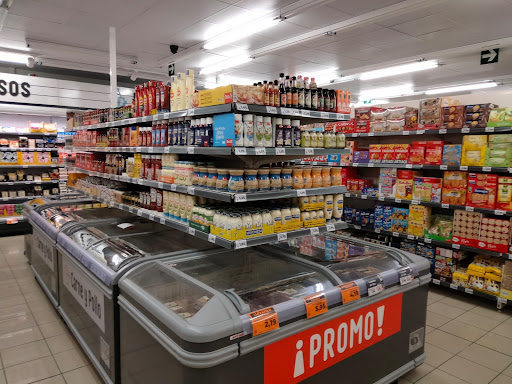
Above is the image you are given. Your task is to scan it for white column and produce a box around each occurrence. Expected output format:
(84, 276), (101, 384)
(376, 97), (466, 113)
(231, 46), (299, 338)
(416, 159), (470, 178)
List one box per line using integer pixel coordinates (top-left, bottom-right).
(109, 26), (117, 108)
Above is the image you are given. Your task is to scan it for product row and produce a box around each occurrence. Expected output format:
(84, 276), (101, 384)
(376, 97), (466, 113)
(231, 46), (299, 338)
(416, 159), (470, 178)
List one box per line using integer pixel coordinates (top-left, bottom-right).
(0, 169), (57, 182)
(0, 204), (23, 216)
(0, 136), (58, 149)
(0, 152), (53, 166)
(1, 187), (60, 199)
(0, 122), (58, 134)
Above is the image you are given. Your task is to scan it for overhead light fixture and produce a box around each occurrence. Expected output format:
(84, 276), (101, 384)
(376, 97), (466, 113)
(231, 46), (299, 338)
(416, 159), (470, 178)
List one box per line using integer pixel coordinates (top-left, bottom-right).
(0, 51), (31, 65)
(359, 60), (438, 81)
(425, 81), (498, 95)
(353, 99), (390, 107)
(130, 70), (138, 81)
(199, 56), (252, 75)
(359, 84), (416, 99)
(203, 17), (280, 50)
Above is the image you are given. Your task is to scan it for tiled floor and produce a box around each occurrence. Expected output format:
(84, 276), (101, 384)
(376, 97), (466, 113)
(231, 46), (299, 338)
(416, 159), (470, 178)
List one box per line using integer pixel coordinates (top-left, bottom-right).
(1, 235), (512, 384)
(0, 236), (102, 384)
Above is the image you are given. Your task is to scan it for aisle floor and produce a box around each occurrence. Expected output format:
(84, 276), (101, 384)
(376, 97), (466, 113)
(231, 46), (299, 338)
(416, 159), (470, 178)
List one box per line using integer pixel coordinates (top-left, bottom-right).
(0, 235), (511, 383)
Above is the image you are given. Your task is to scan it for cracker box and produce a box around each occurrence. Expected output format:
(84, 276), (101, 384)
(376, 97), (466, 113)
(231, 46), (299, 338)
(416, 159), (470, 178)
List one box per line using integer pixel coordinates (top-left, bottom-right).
(369, 144), (382, 163)
(462, 135), (487, 166)
(392, 219), (409, 233)
(424, 141), (444, 165)
(412, 177), (442, 203)
(394, 144), (410, 163)
(392, 207), (409, 221)
(478, 217), (510, 253)
(409, 205), (432, 223)
(370, 121), (386, 133)
(354, 120), (370, 133)
(442, 105), (465, 129)
(355, 107), (371, 120)
(464, 103), (498, 128)
(396, 178), (413, 200)
(443, 171), (467, 188)
(442, 187), (467, 205)
(443, 145), (462, 166)
(381, 144), (395, 164)
(496, 177), (512, 211)
(467, 173), (497, 209)
(409, 141), (427, 164)
(408, 220), (425, 237)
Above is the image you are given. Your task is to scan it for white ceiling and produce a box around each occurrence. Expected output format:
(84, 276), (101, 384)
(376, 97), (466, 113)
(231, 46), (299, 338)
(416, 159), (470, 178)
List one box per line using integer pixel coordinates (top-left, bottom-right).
(1, 0), (512, 100)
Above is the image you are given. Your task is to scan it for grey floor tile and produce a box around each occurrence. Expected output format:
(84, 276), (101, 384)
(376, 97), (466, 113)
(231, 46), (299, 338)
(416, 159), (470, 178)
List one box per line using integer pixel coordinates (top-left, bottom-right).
(23, 291), (47, 305)
(53, 348), (89, 373)
(427, 289), (446, 303)
(0, 314), (36, 335)
(33, 376), (66, 384)
(0, 326), (43, 350)
(440, 319), (488, 342)
(503, 362), (512, 377)
(0, 340), (51, 368)
(438, 295), (478, 311)
(428, 302), (467, 320)
(458, 311), (505, 331)
(459, 343), (512, 372)
(424, 343), (454, 367)
(439, 356), (499, 384)
(425, 326), (434, 335)
(27, 298), (54, 314)
(31, 309), (60, 326)
(0, 296), (25, 310)
(426, 329), (472, 354)
(416, 369), (469, 384)
(492, 374), (512, 384)
(39, 321), (66, 339)
(0, 287), (22, 301)
(403, 363), (435, 382)
(477, 333), (512, 357)
(0, 269), (15, 281)
(62, 365), (102, 384)
(469, 306), (511, 322)
(399, 379), (413, 384)
(493, 319), (512, 340)
(426, 310), (452, 328)
(46, 333), (77, 355)
(0, 370), (5, 384)
(4, 355), (59, 384)
(0, 305), (30, 323)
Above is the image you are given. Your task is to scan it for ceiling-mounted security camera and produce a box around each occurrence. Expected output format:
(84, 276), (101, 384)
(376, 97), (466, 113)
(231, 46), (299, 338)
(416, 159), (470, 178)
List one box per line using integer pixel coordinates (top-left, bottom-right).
(26, 56), (35, 68)
(130, 70), (138, 82)
(170, 45), (179, 54)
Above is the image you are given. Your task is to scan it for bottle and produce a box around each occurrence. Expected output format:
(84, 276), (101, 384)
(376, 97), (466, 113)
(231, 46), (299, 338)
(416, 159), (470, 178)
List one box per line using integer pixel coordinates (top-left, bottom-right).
(317, 88), (324, 111)
(291, 76), (298, 108)
(324, 89), (330, 112)
(291, 119), (301, 147)
(310, 78), (318, 110)
(254, 115), (264, 147)
(274, 117), (284, 147)
(304, 77), (311, 109)
(263, 81), (269, 106)
(273, 80), (280, 107)
(330, 90), (336, 112)
(279, 73), (286, 107)
(263, 116), (273, 147)
(298, 76), (305, 108)
(285, 76), (292, 108)
(324, 195), (333, 220)
(291, 206), (301, 226)
(333, 194), (344, 220)
(243, 114), (254, 147)
(206, 117), (214, 147)
(283, 118), (292, 147)
(234, 114), (244, 147)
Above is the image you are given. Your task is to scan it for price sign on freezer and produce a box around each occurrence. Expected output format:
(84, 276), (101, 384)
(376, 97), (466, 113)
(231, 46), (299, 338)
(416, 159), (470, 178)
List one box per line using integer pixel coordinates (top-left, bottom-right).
(303, 293), (328, 319)
(366, 275), (384, 297)
(249, 307), (279, 336)
(338, 281), (360, 304)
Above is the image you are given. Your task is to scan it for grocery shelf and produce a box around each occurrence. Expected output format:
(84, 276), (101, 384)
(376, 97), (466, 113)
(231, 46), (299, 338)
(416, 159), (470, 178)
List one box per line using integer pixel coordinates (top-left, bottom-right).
(67, 103), (351, 132)
(0, 216), (24, 224)
(345, 223), (512, 260)
(0, 148), (58, 152)
(0, 195), (48, 203)
(343, 126), (512, 138)
(343, 191), (512, 217)
(332, 162), (511, 173)
(0, 164), (61, 169)
(432, 278), (509, 308)
(74, 189), (348, 250)
(77, 167), (347, 203)
(0, 132), (58, 137)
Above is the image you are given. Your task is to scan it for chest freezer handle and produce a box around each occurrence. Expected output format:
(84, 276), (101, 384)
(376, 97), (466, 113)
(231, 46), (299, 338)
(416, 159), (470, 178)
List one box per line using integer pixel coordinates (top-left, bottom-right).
(223, 289), (251, 314)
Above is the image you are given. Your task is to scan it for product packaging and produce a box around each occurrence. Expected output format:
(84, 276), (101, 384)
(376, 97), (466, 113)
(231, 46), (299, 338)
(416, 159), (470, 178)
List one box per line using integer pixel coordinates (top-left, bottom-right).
(467, 173), (497, 209)
(442, 145), (462, 166)
(425, 215), (454, 242)
(442, 106), (464, 129)
(412, 177), (442, 203)
(461, 135), (487, 166)
(488, 108), (512, 127)
(452, 210), (482, 247)
(424, 141), (444, 165)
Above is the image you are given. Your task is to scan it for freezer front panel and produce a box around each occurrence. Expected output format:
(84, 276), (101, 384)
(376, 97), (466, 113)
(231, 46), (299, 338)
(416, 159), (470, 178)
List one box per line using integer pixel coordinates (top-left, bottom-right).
(31, 225), (59, 305)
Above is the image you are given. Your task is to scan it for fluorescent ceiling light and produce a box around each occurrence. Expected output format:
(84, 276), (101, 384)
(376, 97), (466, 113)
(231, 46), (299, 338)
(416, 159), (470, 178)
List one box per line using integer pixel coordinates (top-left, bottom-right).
(0, 51), (31, 65)
(425, 81), (498, 95)
(200, 56), (252, 75)
(353, 99), (390, 107)
(205, 9), (267, 39)
(359, 60), (438, 81)
(204, 18), (279, 50)
(359, 84), (416, 99)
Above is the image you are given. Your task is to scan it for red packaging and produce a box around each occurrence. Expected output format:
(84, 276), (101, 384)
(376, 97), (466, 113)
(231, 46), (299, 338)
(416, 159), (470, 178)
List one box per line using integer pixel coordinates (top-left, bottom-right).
(424, 141), (444, 165)
(397, 170), (415, 179)
(369, 144), (382, 163)
(148, 81), (157, 115)
(355, 107), (371, 120)
(354, 120), (370, 133)
(334, 120), (355, 133)
(155, 82), (161, 113)
(467, 173), (498, 209)
(381, 145), (395, 164)
(138, 85), (144, 117)
(143, 83), (149, 116)
(394, 144), (410, 163)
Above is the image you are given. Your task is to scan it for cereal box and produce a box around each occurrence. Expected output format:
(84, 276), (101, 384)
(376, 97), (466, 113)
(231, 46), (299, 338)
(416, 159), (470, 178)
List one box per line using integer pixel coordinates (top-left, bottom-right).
(412, 177), (442, 203)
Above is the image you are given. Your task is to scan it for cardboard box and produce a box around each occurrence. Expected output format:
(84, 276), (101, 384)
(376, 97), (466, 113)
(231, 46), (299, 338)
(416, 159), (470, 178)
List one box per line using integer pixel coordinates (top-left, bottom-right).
(425, 141), (444, 165)
(412, 177), (442, 203)
(497, 177), (512, 211)
(381, 144), (395, 164)
(394, 144), (410, 163)
(443, 145), (462, 166)
(213, 113), (235, 147)
(198, 85), (233, 107)
(467, 173), (497, 209)
(396, 179), (413, 200)
(369, 144), (382, 163)
(409, 142), (427, 164)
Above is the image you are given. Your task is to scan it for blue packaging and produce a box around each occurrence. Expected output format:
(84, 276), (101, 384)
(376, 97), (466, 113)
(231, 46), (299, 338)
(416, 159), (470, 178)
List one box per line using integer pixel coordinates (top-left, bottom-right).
(343, 207), (354, 222)
(213, 113), (235, 147)
(325, 238), (338, 260)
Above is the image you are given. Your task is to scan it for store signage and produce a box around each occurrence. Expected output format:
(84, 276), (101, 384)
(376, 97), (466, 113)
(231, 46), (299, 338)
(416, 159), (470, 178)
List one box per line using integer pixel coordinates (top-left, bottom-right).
(62, 257), (105, 332)
(0, 79), (30, 98)
(481, 49), (499, 65)
(264, 294), (403, 384)
(33, 230), (54, 272)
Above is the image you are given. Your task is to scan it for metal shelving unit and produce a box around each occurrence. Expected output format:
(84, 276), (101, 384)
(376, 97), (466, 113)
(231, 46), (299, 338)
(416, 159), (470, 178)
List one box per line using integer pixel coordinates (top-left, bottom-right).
(0, 148), (58, 152)
(432, 279), (509, 309)
(0, 164), (62, 169)
(0, 132), (58, 137)
(343, 126), (512, 138)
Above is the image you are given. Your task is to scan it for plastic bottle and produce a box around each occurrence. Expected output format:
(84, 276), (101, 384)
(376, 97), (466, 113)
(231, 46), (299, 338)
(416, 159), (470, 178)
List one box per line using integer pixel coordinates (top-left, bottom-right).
(234, 114), (244, 147)
(283, 118), (292, 147)
(310, 78), (318, 110)
(273, 80), (280, 107)
(254, 115), (264, 147)
(243, 114), (254, 147)
(291, 119), (301, 147)
(263, 116), (273, 147)
(285, 75), (292, 108)
(274, 117), (284, 147)
(324, 195), (333, 220)
(281, 207), (292, 226)
(169, 77), (176, 112)
(262, 209), (273, 226)
(291, 206), (301, 226)
(206, 117), (214, 147)
(271, 208), (282, 226)
(332, 194), (344, 219)
(279, 73), (286, 107)
(242, 213), (253, 231)
(252, 210), (263, 228)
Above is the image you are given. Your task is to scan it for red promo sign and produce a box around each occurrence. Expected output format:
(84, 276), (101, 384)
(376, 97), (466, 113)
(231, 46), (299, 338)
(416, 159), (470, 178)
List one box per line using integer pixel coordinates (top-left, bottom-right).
(264, 293), (403, 384)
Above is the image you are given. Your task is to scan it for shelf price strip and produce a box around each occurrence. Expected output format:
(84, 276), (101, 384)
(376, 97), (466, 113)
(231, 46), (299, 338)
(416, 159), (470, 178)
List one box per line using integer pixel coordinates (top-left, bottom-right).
(248, 307), (279, 336)
(303, 292), (328, 319)
(338, 281), (360, 304)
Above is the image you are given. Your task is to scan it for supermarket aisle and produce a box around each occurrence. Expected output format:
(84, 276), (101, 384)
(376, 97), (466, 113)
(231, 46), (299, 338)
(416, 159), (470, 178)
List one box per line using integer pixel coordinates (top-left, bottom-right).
(0, 235), (102, 384)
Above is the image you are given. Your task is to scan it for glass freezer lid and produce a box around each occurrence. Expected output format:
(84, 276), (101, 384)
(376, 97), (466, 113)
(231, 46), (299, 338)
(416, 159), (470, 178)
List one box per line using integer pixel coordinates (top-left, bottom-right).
(65, 207), (134, 221)
(167, 248), (336, 313)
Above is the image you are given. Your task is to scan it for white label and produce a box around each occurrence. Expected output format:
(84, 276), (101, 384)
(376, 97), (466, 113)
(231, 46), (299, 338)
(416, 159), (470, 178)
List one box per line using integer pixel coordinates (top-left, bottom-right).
(495, 210), (506, 215)
(439, 129), (447, 134)
(235, 194), (247, 203)
(137, 179), (143, 185)
(336, 113), (344, 120)
(461, 128), (470, 133)
(117, 223), (134, 229)
(159, 217), (166, 225)
(485, 127), (495, 132)
(407, 235), (415, 240)
(187, 187), (195, 195)
(276, 148), (286, 155)
(188, 227), (196, 236)
(310, 227), (320, 235)
(266, 106), (278, 114)
(405, 164), (413, 169)
(62, 257), (105, 332)
(417, 130), (425, 134)
(368, 284), (383, 297)
(361, 195), (368, 199)
(400, 275), (413, 285)
(440, 165), (448, 170)
(465, 288), (473, 294)
(296, 189), (307, 197)
(508, 254), (512, 260)
(460, 166), (468, 171)
(34, 229), (55, 272)
(235, 147), (247, 155)
(137, 209), (143, 216)
(411, 200), (420, 205)
(292, 109), (301, 116)
(305, 148), (314, 155)
(100, 336), (110, 369)
(277, 233), (288, 241)
(301, 110), (310, 117)
(147, 147), (154, 153)
(164, 147), (171, 153)
(450, 283), (458, 290)
(353, 163), (359, 167)
(395, 198), (402, 203)
(392, 232), (400, 237)
(326, 223), (336, 232)
(320, 112), (329, 119)
(23, 165), (28, 168)
(170, 184), (177, 191)
(187, 108), (195, 116)
(235, 239), (247, 249)
(368, 163), (375, 167)
(353, 225), (361, 230)
(148, 214), (155, 221)
(452, 244), (460, 249)
(281, 108), (292, 115)
(375, 228), (381, 233)
(157, 182), (163, 189)
(424, 238), (432, 243)
(498, 297), (507, 304)
(255, 147), (267, 155)
(432, 278), (440, 285)
(378, 196), (385, 201)
(187, 147), (194, 154)
(442, 203), (449, 209)
(208, 234), (216, 243)
(352, 133), (358, 137)
(466, 206), (474, 212)
(483, 167), (492, 172)
(403, 130), (412, 136)
(368, 132), (375, 137)
(236, 103), (249, 111)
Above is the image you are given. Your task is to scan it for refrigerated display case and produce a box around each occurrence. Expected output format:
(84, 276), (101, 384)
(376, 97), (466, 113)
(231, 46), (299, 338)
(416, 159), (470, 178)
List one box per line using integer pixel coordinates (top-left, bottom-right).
(117, 235), (430, 384)
(55, 222), (217, 384)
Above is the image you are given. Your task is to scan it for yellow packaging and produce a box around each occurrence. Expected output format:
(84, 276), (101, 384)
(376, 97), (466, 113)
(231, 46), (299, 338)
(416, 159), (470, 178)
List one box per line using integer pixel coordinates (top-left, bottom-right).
(275, 221), (302, 233)
(499, 287), (512, 300)
(35, 152), (51, 165)
(452, 271), (469, 287)
(300, 202), (325, 211)
(468, 264), (486, 275)
(409, 204), (431, 222)
(198, 85), (233, 107)
(461, 135), (487, 166)
(211, 223), (274, 240)
(395, 179), (413, 200)
(303, 219), (326, 228)
(407, 220), (425, 237)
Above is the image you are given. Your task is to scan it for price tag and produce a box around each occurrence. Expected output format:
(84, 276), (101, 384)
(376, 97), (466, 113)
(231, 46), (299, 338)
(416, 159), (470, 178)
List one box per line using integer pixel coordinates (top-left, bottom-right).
(483, 166), (492, 172)
(375, 228), (381, 233)
(235, 239), (247, 249)
(378, 196), (385, 201)
(424, 238), (432, 243)
(320, 112), (329, 119)
(432, 278), (440, 285)
(466, 206), (474, 212)
(137, 209), (143, 216)
(407, 235), (415, 240)
(339, 282), (360, 304)
(368, 132), (375, 137)
(255, 147), (267, 155)
(266, 106), (277, 114)
(160, 217), (166, 225)
(301, 110), (310, 117)
(352, 133), (358, 137)
(137, 179), (143, 185)
(326, 223), (336, 232)
(147, 147), (154, 153)
(310, 227), (320, 235)
(303, 293), (328, 318)
(236, 103), (249, 111)
(164, 147), (171, 153)
(508, 254), (512, 260)
(171, 184), (177, 191)
(442, 203), (449, 209)
(440, 165), (448, 170)
(392, 232), (400, 237)
(187, 108), (195, 116)
(148, 214), (155, 221)
(403, 131), (410, 135)
(368, 163), (375, 167)
(465, 288), (473, 294)
(399, 267), (414, 285)
(417, 130), (425, 135)
(405, 164), (413, 169)
(395, 198), (402, 203)
(461, 128), (470, 133)
(234, 194), (247, 203)
(485, 127), (495, 132)
(249, 307), (279, 336)
(305, 148), (314, 155)
(498, 297), (507, 304)
(281, 108), (292, 115)
(361, 195), (368, 199)
(439, 129), (447, 134)
(188, 227), (196, 236)
(235, 147), (247, 155)
(208, 234), (216, 243)
(276, 148), (286, 155)
(187, 147), (194, 154)
(157, 182), (163, 189)
(411, 200), (420, 205)
(353, 163), (359, 167)
(187, 186), (195, 195)
(6, 218), (18, 224)
(292, 109), (301, 116)
(354, 225), (361, 230)
(22, 165), (28, 168)
(296, 189), (307, 197)
(495, 210), (506, 215)
(366, 275), (384, 297)
(458, 166), (468, 172)
(452, 244), (460, 249)
(277, 233), (288, 241)
(449, 283), (458, 290)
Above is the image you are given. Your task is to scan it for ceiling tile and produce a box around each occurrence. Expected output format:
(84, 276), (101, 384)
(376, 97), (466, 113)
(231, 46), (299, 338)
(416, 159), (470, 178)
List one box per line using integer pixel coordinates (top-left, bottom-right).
(204, 5), (252, 24)
(234, 0), (296, 11)
(328, 0), (406, 16)
(299, 24), (384, 49)
(351, 27), (412, 46)
(287, 5), (353, 29)
(389, 14), (459, 37)
(168, 21), (217, 47)
(257, 21), (311, 41)
(9, 0), (76, 24)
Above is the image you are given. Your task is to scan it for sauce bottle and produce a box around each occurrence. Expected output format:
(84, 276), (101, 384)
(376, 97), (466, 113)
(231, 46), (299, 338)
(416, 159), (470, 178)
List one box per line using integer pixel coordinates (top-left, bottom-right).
(283, 118), (292, 147)
(291, 76), (298, 108)
(263, 81), (269, 106)
(273, 80), (280, 107)
(323, 89), (330, 112)
(310, 78), (318, 110)
(317, 88), (324, 111)
(330, 90), (336, 112)
(298, 76), (305, 108)
(279, 74), (286, 107)
(285, 76), (292, 108)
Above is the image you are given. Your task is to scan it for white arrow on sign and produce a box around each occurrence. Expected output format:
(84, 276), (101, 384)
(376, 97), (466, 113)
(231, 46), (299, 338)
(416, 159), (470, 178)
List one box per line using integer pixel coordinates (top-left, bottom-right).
(481, 49), (499, 64)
